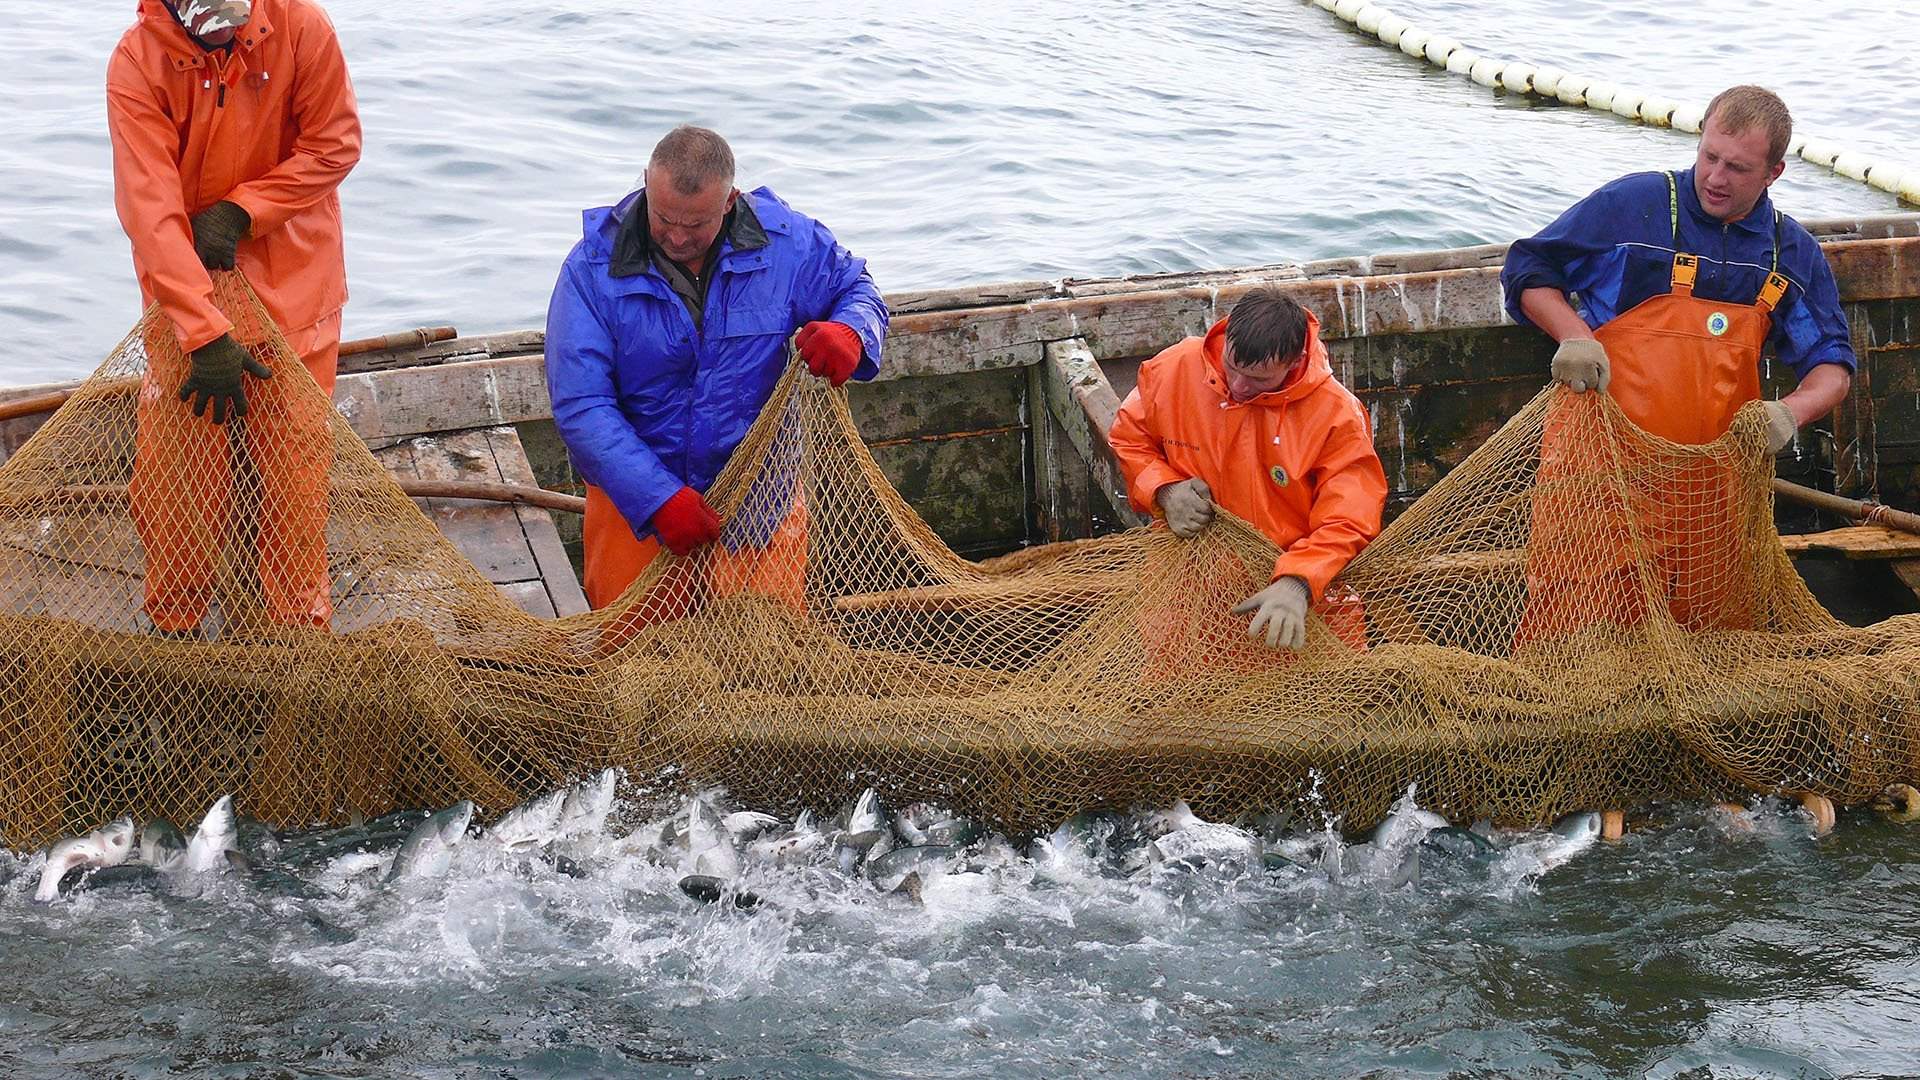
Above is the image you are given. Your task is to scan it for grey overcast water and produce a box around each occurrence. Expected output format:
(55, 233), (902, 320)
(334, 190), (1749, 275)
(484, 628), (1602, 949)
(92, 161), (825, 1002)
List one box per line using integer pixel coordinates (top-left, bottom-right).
(3, 2), (1920, 1078)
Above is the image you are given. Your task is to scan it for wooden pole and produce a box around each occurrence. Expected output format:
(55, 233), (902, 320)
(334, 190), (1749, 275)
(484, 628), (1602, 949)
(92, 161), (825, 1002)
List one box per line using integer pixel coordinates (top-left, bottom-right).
(337, 326), (459, 358)
(1772, 477), (1920, 535)
(0, 479), (585, 516)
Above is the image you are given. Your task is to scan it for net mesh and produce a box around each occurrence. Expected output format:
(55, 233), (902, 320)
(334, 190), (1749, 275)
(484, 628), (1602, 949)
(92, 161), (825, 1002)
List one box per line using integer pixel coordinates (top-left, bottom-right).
(3, 280), (1918, 849)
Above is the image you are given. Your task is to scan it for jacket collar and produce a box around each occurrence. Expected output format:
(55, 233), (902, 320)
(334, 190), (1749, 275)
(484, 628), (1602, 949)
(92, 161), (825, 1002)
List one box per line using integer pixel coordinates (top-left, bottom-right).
(609, 188), (769, 279)
(136, 0), (276, 72)
(1674, 166), (1774, 234)
(1201, 312), (1333, 407)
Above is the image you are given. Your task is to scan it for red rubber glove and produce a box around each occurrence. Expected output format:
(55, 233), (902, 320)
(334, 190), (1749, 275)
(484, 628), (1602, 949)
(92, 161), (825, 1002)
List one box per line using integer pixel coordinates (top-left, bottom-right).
(650, 486), (721, 556)
(795, 321), (862, 387)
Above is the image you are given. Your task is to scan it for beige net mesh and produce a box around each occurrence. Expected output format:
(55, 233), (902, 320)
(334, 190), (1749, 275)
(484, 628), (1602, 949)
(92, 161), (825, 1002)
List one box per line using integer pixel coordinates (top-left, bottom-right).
(4, 279), (1919, 850)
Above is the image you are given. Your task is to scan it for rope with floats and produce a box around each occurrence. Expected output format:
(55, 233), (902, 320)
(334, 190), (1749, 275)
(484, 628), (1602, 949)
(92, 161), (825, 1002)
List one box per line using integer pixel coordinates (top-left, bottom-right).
(1304, 0), (1920, 205)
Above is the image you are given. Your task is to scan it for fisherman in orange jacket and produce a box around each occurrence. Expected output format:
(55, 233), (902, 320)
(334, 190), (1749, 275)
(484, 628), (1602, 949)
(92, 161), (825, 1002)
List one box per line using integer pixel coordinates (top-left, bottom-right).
(107, 0), (361, 635)
(1110, 289), (1387, 650)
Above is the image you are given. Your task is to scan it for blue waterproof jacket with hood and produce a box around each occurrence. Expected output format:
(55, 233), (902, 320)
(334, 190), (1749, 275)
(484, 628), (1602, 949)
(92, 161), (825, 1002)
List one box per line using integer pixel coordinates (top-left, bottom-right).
(546, 186), (887, 538)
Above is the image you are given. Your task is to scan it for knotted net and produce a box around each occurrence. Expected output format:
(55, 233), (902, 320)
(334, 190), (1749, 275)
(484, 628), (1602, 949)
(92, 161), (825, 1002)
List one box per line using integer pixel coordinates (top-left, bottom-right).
(2, 279), (1917, 848)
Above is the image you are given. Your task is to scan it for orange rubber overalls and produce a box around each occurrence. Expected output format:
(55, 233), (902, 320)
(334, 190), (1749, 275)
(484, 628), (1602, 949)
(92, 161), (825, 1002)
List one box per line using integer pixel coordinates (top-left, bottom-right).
(107, 0), (361, 633)
(1519, 173), (1790, 642)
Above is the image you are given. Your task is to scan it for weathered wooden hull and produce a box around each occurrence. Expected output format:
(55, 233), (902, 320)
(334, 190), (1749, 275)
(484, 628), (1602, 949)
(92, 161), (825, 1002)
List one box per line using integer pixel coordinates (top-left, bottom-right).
(5, 214), (1919, 617)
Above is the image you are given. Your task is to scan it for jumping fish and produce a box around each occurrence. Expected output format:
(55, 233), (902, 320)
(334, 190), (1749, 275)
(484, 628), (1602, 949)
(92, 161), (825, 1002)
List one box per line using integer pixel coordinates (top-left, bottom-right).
(557, 768), (624, 839)
(139, 818), (190, 873)
(387, 801), (474, 882)
(487, 789), (568, 852)
(184, 795), (239, 873)
(1534, 811), (1602, 872)
(33, 817), (135, 902)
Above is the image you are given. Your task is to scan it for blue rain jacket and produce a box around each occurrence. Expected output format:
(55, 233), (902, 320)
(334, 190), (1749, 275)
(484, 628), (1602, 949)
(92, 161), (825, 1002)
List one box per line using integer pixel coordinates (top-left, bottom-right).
(546, 186), (887, 537)
(1501, 167), (1855, 379)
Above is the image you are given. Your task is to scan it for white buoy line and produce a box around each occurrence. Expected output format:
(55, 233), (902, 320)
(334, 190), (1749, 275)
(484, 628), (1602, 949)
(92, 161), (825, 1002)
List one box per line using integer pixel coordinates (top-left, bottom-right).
(1307, 0), (1920, 205)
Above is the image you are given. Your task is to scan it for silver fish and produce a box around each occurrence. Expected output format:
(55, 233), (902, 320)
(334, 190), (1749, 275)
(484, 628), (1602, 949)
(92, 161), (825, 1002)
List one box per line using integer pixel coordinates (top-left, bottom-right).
(387, 801), (474, 882)
(557, 768), (624, 838)
(488, 789), (568, 852)
(184, 796), (239, 873)
(33, 817), (135, 902)
(139, 818), (190, 873)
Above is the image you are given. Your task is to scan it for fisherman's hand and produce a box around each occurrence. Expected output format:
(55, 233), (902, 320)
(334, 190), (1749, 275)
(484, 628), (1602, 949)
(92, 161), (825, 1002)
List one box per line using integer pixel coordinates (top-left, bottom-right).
(1763, 399), (1798, 454)
(1230, 576), (1310, 651)
(1154, 477), (1215, 538)
(189, 200), (251, 271)
(795, 321), (862, 387)
(651, 486), (722, 556)
(179, 333), (271, 424)
(1550, 337), (1609, 394)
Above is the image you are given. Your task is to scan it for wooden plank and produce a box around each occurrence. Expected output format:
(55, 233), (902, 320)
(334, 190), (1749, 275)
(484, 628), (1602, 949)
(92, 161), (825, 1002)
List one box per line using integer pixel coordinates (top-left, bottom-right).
(1777, 524), (1920, 560)
(1042, 338), (1148, 528)
(334, 355), (553, 441)
(482, 426), (588, 618)
(1892, 559), (1920, 600)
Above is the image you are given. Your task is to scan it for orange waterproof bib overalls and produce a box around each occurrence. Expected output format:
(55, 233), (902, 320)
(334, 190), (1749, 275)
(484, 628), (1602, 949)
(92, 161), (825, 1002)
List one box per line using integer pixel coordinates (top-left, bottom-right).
(1520, 173), (1790, 641)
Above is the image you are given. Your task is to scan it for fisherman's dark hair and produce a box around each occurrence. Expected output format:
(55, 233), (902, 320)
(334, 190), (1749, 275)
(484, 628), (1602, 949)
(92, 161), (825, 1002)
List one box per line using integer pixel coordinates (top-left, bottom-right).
(1225, 289), (1311, 368)
(649, 125), (736, 194)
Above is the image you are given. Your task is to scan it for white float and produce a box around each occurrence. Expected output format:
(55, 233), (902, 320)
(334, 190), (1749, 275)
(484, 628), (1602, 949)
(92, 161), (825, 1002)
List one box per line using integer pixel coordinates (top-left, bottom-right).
(1583, 81), (1619, 112)
(1555, 75), (1591, 106)
(1355, 5), (1387, 33)
(1610, 89), (1647, 120)
(1499, 63), (1536, 94)
(1670, 103), (1706, 134)
(1832, 152), (1873, 181)
(1376, 14), (1410, 46)
(1529, 65), (1566, 97)
(1799, 139), (1840, 168)
(1866, 163), (1906, 193)
(1333, 0), (1369, 19)
(1445, 48), (1479, 75)
(1638, 96), (1676, 127)
(1469, 56), (1504, 88)
(1399, 29), (1432, 58)
(1424, 36), (1461, 65)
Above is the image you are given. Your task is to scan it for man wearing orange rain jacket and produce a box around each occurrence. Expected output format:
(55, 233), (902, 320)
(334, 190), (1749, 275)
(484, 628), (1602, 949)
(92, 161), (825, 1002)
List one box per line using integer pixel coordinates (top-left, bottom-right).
(1110, 289), (1387, 652)
(107, 0), (361, 635)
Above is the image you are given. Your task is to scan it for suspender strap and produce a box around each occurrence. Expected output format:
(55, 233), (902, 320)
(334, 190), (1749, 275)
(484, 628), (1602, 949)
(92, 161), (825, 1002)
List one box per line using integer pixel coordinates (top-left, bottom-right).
(1671, 253), (1699, 293)
(1667, 172), (1680, 244)
(1665, 173), (1697, 293)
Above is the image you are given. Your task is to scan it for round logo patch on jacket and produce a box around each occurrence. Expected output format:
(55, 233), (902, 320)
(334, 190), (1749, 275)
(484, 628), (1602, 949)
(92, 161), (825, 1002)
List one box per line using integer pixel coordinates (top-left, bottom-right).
(1706, 312), (1730, 337)
(1269, 465), (1289, 488)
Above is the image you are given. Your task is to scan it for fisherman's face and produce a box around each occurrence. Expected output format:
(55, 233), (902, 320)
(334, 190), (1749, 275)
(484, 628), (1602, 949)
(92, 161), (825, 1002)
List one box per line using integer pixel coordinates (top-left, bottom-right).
(1222, 343), (1300, 403)
(645, 167), (738, 267)
(1693, 116), (1784, 223)
(169, 0), (251, 46)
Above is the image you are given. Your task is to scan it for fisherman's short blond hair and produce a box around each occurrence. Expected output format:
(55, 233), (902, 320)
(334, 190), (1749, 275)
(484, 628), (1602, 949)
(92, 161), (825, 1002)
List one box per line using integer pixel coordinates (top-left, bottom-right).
(1704, 86), (1793, 165)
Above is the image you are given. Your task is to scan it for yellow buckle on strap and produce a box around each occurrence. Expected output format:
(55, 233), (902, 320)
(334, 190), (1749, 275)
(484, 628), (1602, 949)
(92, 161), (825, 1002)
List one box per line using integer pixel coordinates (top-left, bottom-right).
(1757, 271), (1790, 312)
(1671, 253), (1699, 293)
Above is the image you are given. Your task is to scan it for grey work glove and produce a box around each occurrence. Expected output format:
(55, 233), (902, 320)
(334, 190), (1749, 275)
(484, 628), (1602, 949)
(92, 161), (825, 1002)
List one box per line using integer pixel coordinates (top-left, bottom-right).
(1551, 338), (1610, 394)
(1231, 576), (1311, 651)
(1762, 400), (1798, 453)
(180, 333), (272, 424)
(1154, 477), (1215, 539)
(189, 200), (251, 271)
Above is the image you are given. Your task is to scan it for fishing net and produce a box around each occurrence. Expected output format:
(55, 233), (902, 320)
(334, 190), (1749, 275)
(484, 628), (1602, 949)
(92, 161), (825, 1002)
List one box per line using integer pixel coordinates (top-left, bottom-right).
(3, 278), (1919, 849)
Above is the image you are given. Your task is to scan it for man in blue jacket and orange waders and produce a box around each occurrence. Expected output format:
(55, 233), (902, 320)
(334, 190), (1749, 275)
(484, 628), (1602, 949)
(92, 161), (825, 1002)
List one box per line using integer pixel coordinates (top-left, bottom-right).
(1502, 85), (1853, 836)
(545, 126), (888, 616)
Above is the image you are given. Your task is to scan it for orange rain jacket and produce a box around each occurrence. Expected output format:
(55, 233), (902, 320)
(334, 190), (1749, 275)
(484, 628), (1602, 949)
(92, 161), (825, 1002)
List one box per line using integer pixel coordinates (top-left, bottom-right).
(1110, 313), (1387, 602)
(107, 0), (361, 353)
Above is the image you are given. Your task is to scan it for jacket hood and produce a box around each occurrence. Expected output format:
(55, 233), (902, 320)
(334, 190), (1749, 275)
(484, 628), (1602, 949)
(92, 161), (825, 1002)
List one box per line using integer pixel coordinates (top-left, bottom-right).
(1201, 310), (1333, 407)
(135, 0), (275, 65)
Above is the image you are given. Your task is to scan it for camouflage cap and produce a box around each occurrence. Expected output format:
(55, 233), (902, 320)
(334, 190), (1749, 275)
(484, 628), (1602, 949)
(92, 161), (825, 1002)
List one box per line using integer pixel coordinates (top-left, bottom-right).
(174, 0), (252, 37)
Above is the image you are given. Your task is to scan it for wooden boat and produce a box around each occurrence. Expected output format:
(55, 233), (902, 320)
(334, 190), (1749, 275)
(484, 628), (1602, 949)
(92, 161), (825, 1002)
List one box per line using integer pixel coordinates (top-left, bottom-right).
(4, 213), (1919, 621)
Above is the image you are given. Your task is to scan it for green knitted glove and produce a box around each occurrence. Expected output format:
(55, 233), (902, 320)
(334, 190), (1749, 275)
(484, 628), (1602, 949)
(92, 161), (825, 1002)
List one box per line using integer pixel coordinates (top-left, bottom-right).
(189, 200), (251, 271)
(179, 333), (272, 424)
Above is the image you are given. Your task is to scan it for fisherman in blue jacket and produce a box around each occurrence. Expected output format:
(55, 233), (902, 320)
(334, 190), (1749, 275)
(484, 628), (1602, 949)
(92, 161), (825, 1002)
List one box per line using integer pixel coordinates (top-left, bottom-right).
(546, 125), (887, 609)
(1501, 84), (1854, 449)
